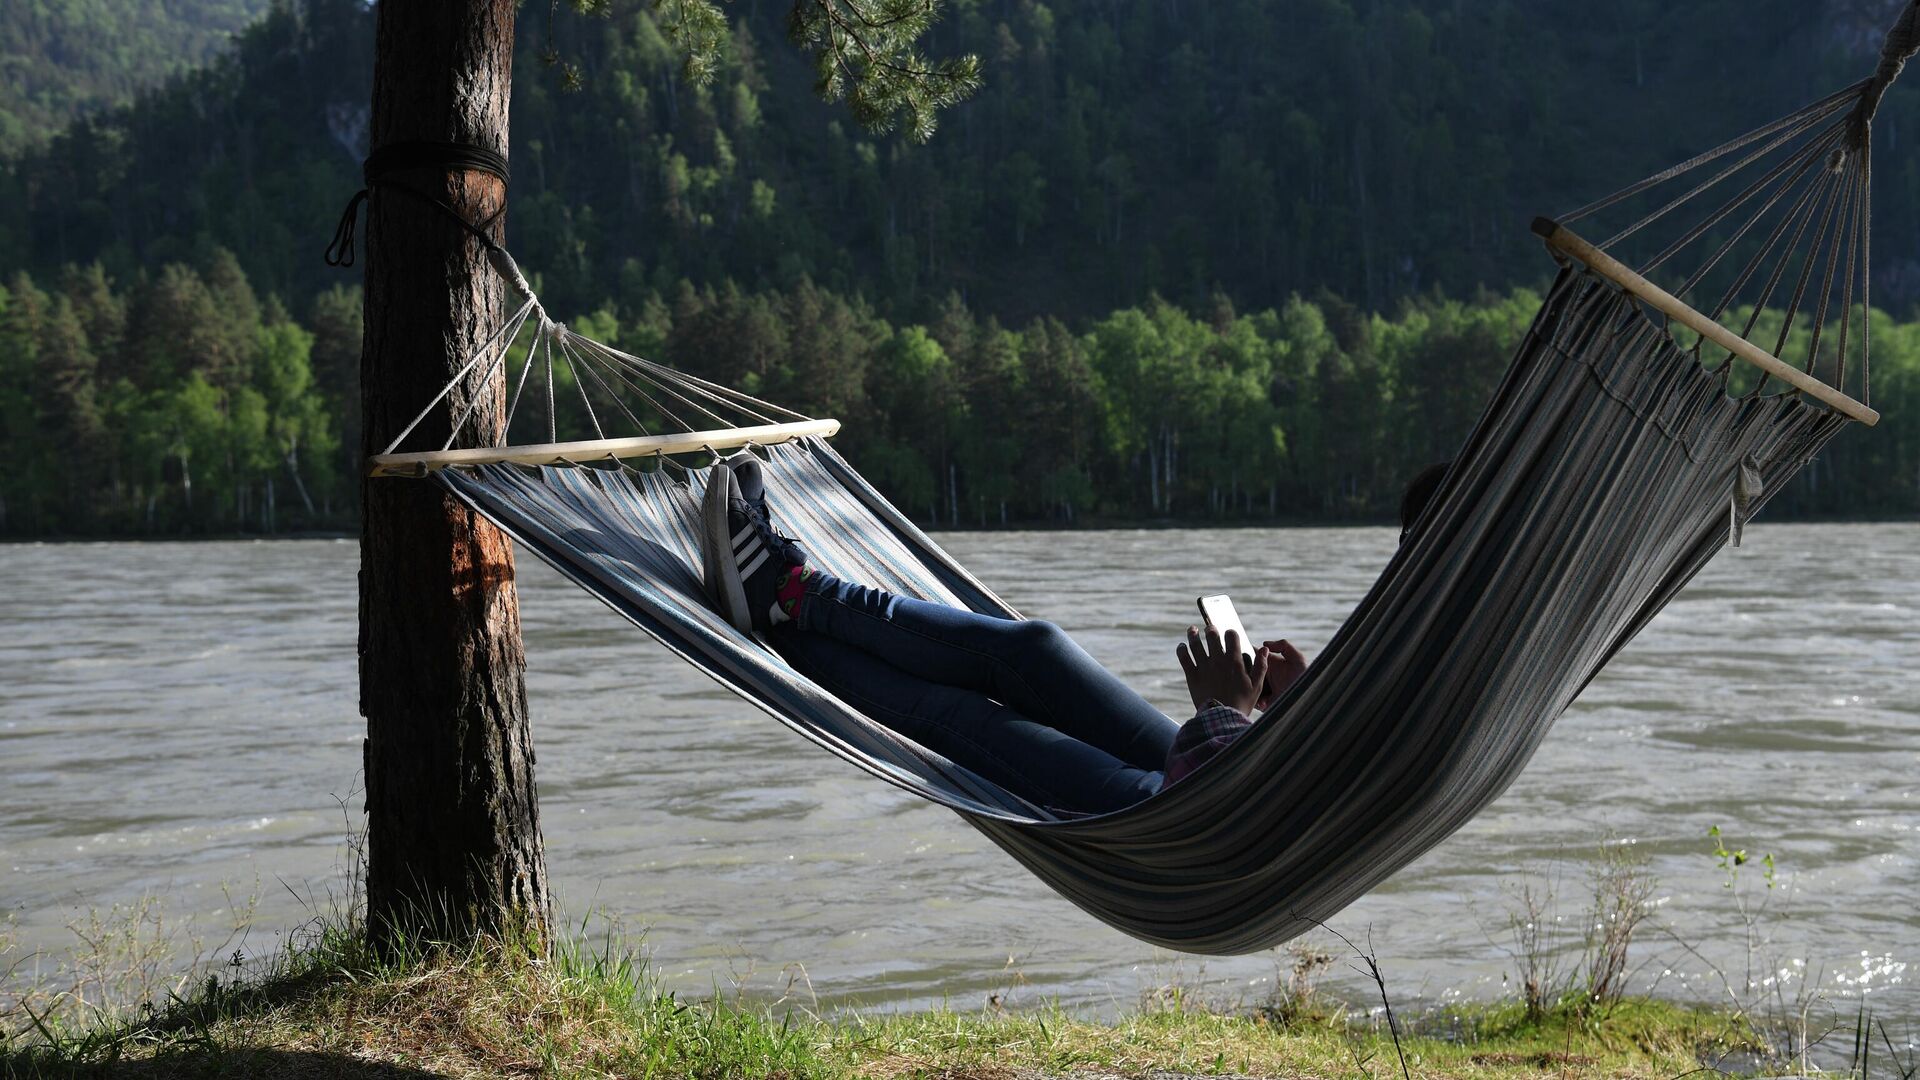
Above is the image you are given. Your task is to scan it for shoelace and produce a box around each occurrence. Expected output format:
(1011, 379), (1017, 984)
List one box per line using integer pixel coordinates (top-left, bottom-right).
(735, 498), (801, 557)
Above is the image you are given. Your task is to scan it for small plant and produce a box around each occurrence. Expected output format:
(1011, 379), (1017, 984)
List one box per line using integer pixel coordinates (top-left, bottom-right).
(1, 883), (261, 1049)
(1288, 913), (1412, 1080)
(1261, 939), (1337, 1026)
(1843, 1003), (1920, 1080)
(1581, 839), (1657, 1013)
(1501, 875), (1571, 1021)
(1491, 840), (1657, 1022)
(1661, 825), (1857, 1075)
(1708, 824), (1776, 891)
(1865, 1012), (1920, 1080)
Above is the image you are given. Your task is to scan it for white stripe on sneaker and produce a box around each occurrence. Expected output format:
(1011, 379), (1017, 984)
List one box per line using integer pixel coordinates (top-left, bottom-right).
(735, 536), (763, 567)
(732, 521), (757, 549)
(740, 547), (771, 580)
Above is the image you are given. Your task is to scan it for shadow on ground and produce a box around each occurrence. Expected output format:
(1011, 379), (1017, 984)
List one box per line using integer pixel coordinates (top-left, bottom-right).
(0, 1048), (447, 1079)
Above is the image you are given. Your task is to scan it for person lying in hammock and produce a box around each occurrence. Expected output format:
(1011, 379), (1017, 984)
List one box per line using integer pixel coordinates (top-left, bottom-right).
(703, 457), (1450, 815)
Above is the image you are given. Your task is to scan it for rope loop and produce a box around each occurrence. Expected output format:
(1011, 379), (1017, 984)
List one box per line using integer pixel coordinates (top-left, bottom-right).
(323, 189), (369, 267)
(1851, 0), (1920, 142)
(363, 141), (509, 186)
(324, 140), (510, 268)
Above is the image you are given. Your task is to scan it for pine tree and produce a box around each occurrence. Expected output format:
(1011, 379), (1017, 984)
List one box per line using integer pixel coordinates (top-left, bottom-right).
(359, 0), (549, 956)
(308, 284), (363, 493)
(202, 248), (264, 392)
(0, 274), (48, 531)
(122, 264), (232, 388)
(60, 263), (125, 365)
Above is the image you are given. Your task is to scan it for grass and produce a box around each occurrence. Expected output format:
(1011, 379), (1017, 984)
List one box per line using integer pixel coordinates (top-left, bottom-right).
(1, 914), (1771, 1080)
(844, 996), (1749, 1080)
(12, 827), (1883, 1078)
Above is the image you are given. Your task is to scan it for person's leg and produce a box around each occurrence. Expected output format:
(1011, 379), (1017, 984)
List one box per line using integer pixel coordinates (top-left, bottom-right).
(773, 628), (1164, 813)
(791, 572), (1178, 772)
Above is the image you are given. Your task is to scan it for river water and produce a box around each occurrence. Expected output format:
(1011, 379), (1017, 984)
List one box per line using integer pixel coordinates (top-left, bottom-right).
(2, 525), (1915, 1020)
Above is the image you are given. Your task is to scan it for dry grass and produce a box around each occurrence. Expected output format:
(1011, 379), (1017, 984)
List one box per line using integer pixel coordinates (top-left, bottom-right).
(0, 913), (1767, 1080)
(0, 887), (1771, 1080)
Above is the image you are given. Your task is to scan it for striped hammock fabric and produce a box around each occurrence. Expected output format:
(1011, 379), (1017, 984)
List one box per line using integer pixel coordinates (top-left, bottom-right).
(435, 267), (1850, 953)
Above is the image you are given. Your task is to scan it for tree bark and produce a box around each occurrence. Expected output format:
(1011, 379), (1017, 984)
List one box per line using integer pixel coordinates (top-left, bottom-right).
(358, 0), (549, 951)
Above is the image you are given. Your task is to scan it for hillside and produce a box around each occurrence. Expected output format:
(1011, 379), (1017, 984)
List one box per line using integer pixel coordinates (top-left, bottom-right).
(0, 0), (273, 156)
(1, 0), (1917, 538)
(5, 0), (1920, 324)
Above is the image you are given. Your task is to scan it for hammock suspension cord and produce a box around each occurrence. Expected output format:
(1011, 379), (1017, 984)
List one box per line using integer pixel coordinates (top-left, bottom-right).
(1548, 0), (1920, 409)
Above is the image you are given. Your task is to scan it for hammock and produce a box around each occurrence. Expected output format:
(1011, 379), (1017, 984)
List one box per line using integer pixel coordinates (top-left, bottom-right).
(363, 15), (1906, 953)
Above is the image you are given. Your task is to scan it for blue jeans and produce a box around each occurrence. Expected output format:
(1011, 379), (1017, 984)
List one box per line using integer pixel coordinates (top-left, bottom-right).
(770, 573), (1178, 814)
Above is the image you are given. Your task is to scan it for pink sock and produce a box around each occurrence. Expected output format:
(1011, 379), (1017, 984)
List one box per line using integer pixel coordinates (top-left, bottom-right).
(775, 564), (812, 622)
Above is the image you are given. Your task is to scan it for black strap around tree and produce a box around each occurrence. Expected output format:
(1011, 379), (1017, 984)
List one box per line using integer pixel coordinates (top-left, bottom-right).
(324, 140), (511, 268)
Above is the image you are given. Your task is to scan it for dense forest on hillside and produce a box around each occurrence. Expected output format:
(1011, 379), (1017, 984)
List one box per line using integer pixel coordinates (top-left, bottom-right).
(0, 0), (272, 155)
(0, 0), (1917, 536)
(11, 1), (1920, 323)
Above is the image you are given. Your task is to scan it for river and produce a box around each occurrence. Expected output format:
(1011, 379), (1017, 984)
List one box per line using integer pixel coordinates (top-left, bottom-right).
(2, 524), (1914, 1021)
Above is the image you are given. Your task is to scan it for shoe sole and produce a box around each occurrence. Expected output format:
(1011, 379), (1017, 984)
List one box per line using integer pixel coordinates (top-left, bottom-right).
(701, 463), (754, 633)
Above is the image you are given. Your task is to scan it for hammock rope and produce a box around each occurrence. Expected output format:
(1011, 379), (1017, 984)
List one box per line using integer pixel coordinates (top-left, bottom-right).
(1546, 24), (1908, 408)
(347, 5), (1913, 951)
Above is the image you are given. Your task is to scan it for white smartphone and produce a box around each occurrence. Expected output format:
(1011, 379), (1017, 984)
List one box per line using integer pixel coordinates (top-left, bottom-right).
(1196, 594), (1256, 668)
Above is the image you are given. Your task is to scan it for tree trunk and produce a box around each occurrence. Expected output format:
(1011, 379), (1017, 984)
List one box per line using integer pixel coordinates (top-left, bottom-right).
(359, 0), (549, 953)
(285, 443), (318, 516)
(1147, 442), (1160, 513)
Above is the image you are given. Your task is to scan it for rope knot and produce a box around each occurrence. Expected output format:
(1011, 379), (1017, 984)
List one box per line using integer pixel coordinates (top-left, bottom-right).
(1852, 1), (1920, 139)
(324, 140), (510, 268)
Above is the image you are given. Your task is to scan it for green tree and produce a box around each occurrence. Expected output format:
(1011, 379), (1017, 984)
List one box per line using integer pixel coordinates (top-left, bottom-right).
(255, 308), (335, 523)
(864, 323), (959, 518)
(0, 275), (49, 531)
(308, 283), (363, 504)
(123, 264), (235, 389)
(1015, 316), (1100, 521)
(33, 296), (107, 529)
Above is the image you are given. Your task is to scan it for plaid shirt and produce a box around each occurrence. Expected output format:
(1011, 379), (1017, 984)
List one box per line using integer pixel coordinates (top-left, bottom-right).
(1161, 701), (1254, 788)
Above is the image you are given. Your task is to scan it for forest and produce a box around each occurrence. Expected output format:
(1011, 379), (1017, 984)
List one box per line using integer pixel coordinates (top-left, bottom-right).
(1, 0), (1917, 536)
(0, 0), (270, 155)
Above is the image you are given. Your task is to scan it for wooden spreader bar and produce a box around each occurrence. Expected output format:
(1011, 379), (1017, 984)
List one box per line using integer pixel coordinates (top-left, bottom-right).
(1532, 218), (1879, 427)
(368, 418), (842, 477)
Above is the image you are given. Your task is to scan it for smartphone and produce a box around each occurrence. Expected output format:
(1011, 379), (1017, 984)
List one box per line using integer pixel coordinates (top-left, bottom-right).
(1196, 594), (1256, 668)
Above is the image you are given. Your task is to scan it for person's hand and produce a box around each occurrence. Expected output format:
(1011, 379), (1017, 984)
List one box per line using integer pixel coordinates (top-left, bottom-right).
(1176, 625), (1270, 716)
(1254, 639), (1309, 710)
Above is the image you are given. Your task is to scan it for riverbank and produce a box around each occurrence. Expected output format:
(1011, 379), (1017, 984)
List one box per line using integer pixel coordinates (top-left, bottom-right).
(2, 923), (1772, 1080)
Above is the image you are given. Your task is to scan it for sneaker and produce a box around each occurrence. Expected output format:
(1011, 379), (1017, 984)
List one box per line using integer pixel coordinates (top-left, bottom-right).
(702, 458), (806, 633)
(729, 455), (771, 524)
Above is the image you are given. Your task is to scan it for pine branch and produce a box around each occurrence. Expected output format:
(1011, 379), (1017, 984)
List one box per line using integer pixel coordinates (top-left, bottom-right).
(647, 0), (979, 142)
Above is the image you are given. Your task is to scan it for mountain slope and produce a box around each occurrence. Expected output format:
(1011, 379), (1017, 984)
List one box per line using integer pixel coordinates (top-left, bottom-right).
(0, 0), (274, 156)
(4, 0), (1918, 324)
